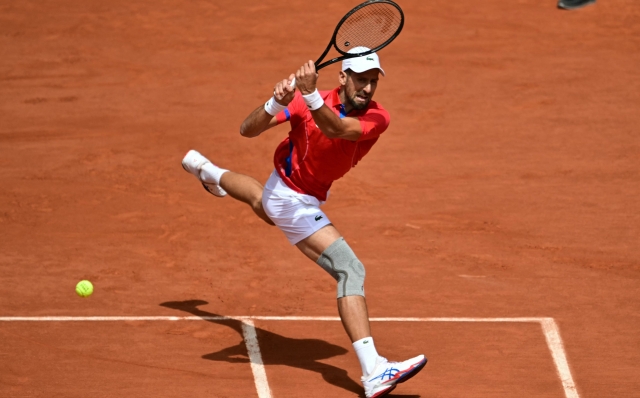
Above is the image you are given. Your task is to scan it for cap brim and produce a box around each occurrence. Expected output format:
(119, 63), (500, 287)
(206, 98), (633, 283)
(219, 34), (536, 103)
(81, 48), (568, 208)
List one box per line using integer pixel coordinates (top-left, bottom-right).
(347, 66), (386, 77)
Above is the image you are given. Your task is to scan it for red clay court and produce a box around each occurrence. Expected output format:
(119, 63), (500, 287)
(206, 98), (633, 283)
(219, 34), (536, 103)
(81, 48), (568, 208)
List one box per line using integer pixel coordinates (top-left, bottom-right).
(1, 0), (638, 397)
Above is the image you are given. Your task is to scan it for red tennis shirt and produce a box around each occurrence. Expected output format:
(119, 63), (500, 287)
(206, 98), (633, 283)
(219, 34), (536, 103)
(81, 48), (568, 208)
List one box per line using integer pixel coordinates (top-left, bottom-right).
(273, 87), (390, 201)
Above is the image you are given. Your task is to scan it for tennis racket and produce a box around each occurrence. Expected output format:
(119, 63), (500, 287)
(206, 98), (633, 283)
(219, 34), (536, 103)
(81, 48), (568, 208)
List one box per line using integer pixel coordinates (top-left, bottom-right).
(288, 0), (404, 89)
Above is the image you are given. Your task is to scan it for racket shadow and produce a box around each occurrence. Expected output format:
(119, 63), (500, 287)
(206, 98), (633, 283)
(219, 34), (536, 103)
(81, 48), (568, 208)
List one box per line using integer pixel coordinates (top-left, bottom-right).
(160, 300), (364, 395)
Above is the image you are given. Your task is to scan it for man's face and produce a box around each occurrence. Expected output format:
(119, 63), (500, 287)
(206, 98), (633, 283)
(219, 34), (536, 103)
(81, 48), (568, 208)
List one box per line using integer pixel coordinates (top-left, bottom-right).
(340, 69), (380, 110)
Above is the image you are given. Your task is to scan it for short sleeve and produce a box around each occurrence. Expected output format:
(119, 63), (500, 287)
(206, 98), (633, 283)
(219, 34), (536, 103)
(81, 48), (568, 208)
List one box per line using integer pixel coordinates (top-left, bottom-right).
(356, 105), (390, 142)
(275, 108), (291, 125)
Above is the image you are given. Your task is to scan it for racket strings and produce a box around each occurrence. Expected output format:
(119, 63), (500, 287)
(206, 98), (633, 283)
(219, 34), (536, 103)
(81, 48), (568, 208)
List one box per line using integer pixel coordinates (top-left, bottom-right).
(335, 3), (402, 54)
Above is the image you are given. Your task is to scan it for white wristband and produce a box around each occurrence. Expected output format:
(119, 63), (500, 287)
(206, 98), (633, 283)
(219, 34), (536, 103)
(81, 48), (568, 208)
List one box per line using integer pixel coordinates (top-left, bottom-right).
(302, 89), (324, 111)
(264, 96), (286, 116)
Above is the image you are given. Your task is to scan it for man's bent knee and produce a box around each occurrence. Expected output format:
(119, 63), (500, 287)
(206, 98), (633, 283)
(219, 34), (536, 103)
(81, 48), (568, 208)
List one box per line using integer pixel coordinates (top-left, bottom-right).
(316, 238), (365, 298)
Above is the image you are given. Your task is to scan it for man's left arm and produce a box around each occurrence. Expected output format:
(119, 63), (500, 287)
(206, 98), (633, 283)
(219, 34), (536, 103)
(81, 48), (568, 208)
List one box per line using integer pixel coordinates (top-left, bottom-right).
(311, 107), (363, 142)
(295, 61), (362, 142)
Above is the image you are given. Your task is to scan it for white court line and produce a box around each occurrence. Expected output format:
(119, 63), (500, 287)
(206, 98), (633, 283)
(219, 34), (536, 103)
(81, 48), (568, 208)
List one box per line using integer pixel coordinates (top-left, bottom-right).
(241, 320), (272, 398)
(540, 318), (580, 398)
(0, 316), (580, 398)
(0, 316), (549, 322)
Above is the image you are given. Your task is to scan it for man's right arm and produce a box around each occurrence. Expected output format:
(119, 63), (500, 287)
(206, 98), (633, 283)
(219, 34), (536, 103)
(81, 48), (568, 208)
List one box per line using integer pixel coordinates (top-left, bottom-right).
(239, 75), (296, 138)
(239, 106), (279, 138)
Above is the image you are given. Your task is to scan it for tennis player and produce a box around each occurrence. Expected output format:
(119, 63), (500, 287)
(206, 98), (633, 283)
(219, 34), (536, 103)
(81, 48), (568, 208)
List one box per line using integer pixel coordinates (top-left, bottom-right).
(182, 48), (426, 398)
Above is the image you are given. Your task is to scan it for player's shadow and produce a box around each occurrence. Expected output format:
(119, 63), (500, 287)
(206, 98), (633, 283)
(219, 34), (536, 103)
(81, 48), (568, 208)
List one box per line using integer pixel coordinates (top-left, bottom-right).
(160, 300), (365, 396)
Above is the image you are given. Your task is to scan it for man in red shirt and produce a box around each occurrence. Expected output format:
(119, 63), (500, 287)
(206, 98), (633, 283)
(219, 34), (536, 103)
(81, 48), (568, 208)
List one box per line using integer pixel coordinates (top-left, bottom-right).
(182, 48), (426, 398)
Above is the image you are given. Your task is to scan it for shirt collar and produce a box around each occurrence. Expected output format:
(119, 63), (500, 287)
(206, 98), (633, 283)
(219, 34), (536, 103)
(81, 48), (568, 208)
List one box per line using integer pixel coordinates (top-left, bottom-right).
(326, 87), (342, 109)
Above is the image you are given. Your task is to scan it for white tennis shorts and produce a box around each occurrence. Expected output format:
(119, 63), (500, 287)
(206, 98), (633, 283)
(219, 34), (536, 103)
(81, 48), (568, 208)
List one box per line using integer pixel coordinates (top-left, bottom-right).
(262, 170), (331, 245)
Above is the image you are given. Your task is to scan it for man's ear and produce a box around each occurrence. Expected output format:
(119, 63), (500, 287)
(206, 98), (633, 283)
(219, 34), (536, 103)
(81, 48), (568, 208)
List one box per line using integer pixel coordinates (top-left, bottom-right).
(339, 70), (348, 86)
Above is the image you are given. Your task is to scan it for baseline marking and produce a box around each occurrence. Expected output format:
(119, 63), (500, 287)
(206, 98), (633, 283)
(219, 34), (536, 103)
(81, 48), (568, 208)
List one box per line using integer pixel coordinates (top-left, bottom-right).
(0, 316), (579, 398)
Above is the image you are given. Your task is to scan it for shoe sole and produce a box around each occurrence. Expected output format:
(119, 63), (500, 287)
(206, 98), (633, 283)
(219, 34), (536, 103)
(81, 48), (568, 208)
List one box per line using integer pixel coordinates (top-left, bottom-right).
(202, 182), (226, 197)
(370, 384), (396, 398)
(397, 357), (427, 384)
(558, 0), (595, 9)
(369, 357), (428, 398)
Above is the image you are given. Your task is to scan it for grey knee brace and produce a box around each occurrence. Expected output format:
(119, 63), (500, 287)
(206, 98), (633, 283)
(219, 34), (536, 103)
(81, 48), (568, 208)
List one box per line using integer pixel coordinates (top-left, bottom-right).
(316, 238), (365, 298)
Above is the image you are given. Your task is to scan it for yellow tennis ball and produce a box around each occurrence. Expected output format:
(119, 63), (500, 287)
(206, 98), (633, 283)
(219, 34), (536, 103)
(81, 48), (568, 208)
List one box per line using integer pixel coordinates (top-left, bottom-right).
(76, 280), (93, 297)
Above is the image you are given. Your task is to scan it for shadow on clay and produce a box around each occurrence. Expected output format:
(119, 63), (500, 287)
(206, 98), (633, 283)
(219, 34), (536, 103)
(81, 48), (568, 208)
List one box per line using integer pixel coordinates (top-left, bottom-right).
(161, 299), (384, 396)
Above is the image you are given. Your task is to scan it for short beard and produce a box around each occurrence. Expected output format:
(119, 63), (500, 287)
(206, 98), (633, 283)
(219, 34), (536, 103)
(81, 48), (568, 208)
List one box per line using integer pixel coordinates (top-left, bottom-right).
(348, 91), (370, 110)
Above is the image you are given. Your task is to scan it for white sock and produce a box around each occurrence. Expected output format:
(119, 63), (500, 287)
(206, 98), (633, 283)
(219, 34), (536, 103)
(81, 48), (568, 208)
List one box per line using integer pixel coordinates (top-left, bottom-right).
(199, 162), (228, 185)
(353, 337), (379, 377)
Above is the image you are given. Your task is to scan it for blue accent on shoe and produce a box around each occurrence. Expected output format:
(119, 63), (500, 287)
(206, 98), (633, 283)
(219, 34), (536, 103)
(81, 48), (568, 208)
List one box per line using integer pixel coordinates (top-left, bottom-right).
(370, 367), (400, 382)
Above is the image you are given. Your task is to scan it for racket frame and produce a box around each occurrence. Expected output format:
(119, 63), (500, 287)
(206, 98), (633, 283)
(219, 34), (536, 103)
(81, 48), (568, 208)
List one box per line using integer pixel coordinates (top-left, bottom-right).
(282, 0), (404, 92)
(314, 0), (405, 71)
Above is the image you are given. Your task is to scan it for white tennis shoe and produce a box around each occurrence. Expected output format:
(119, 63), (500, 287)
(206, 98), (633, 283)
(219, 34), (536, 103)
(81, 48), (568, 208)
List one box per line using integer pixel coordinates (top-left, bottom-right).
(362, 355), (427, 398)
(181, 150), (227, 197)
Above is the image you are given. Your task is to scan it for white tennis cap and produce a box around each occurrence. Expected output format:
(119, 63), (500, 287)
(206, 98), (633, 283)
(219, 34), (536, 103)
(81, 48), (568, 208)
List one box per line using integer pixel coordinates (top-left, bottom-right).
(341, 47), (385, 76)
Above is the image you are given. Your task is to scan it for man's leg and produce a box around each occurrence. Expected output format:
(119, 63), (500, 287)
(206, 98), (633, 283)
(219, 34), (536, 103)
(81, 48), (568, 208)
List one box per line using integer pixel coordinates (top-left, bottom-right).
(297, 225), (427, 398)
(219, 172), (274, 225)
(182, 150), (274, 225)
(297, 226), (381, 377)
(337, 296), (371, 342)
(295, 225), (371, 341)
